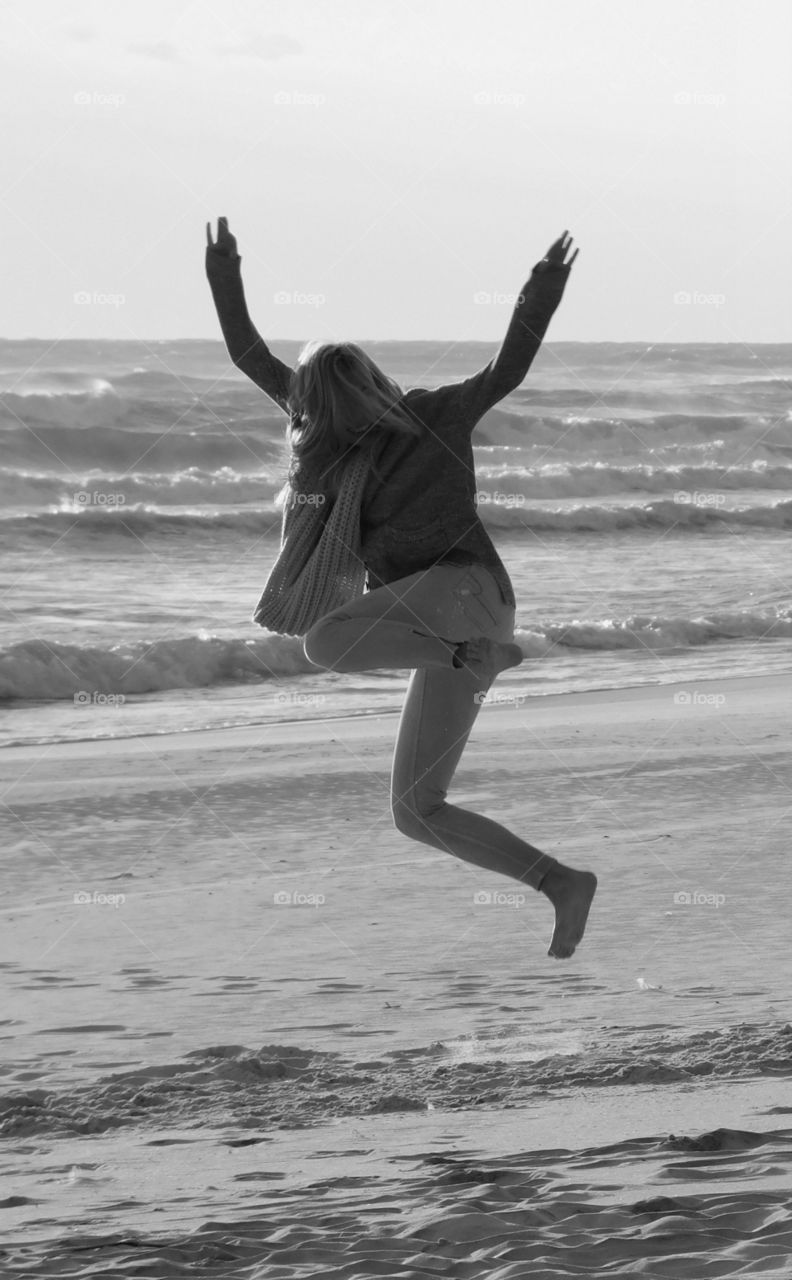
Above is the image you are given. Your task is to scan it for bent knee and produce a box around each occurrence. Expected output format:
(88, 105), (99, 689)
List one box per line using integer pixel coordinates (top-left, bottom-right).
(303, 616), (341, 668)
(391, 795), (443, 841)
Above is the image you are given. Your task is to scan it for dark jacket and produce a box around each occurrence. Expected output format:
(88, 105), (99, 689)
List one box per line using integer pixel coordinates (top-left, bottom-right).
(206, 253), (572, 608)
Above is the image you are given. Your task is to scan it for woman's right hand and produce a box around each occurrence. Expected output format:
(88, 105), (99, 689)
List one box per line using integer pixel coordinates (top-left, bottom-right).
(206, 216), (239, 259)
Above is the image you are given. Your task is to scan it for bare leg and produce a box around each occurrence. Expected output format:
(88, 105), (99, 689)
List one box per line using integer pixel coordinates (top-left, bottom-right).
(391, 661), (559, 891)
(307, 563), (598, 958)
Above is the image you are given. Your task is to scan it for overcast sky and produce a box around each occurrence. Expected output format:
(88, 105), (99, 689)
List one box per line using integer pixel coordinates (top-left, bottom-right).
(2, 0), (790, 342)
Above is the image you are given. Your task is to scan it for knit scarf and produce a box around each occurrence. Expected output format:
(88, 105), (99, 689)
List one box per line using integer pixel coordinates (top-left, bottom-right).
(253, 450), (370, 637)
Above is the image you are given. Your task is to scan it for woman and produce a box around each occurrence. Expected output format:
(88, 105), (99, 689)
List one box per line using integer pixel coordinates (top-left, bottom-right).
(206, 217), (596, 959)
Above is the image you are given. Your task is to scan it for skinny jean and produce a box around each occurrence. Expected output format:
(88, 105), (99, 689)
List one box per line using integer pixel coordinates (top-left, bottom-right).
(303, 562), (558, 891)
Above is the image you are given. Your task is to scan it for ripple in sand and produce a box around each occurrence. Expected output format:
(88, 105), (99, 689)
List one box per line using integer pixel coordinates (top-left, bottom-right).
(34, 1025), (127, 1034)
(3, 1023), (791, 1142)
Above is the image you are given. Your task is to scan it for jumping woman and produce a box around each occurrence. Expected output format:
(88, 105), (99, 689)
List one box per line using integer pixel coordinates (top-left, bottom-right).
(206, 217), (597, 958)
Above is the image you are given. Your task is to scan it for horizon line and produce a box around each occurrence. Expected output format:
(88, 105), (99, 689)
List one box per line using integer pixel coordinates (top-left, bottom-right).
(1, 337), (790, 347)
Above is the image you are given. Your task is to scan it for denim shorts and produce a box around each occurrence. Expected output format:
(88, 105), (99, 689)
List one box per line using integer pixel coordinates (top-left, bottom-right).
(445, 562), (516, 643)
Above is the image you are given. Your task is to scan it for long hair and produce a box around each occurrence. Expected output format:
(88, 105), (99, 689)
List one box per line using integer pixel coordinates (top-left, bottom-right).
(277, 341), (423, 508)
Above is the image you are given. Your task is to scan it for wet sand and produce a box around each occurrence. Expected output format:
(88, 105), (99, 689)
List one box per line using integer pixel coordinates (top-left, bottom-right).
(1, 673), (791, 1276)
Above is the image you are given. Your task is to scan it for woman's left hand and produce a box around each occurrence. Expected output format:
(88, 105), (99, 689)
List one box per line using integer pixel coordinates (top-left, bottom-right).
(536, 230), (579, 272)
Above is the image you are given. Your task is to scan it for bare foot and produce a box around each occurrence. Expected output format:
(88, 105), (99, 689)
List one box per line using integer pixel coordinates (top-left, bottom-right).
(540, 865), (598, 959)
(454, 636), (524, 687)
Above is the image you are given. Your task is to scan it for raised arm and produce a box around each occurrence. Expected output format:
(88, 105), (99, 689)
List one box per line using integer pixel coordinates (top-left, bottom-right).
(205, 217), (294, 413)
(456, 231), (579, 424)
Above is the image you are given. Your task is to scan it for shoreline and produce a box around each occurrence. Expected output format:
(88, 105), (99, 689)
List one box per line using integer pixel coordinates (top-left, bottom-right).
(3, 663), (789, 995)
(1, 668), (782, 758)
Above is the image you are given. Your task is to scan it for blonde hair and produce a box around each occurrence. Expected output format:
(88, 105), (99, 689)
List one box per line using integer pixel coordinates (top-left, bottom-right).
(278, 341), (423, 506)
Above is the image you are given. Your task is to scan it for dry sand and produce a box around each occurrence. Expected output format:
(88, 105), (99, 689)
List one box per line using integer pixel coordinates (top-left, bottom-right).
(1, 673), (791, 1276)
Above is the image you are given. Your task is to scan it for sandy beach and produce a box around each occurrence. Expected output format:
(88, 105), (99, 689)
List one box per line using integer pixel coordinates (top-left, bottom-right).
(1, 672), (791, 1276)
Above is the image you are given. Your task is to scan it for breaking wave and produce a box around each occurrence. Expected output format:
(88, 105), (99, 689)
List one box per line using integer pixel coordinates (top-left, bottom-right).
(2, 606), (790, 699)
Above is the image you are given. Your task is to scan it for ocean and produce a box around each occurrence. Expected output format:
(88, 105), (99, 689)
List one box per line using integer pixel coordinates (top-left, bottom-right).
(1, 338), (791, 745)
(2, 338), (792, 1273)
